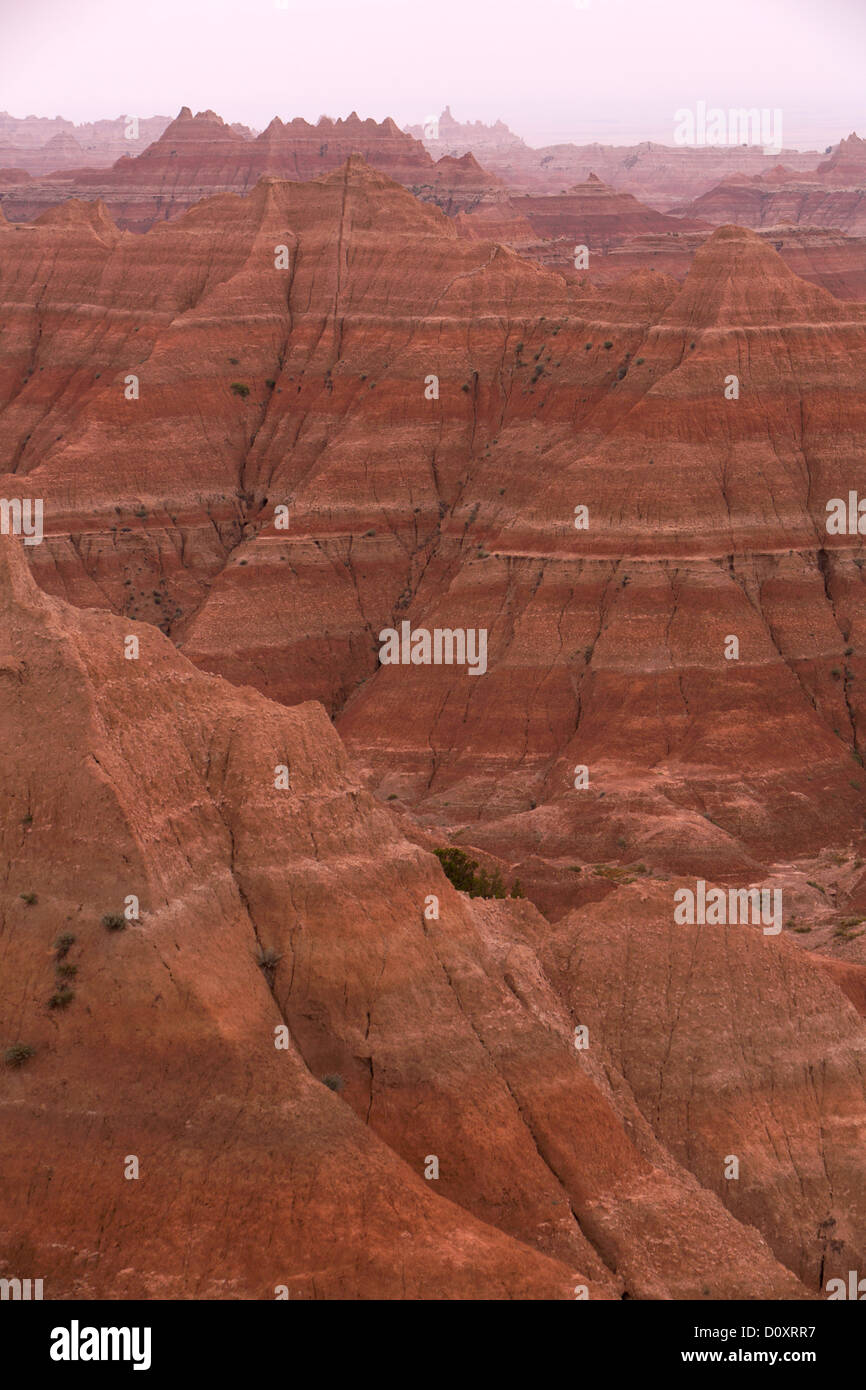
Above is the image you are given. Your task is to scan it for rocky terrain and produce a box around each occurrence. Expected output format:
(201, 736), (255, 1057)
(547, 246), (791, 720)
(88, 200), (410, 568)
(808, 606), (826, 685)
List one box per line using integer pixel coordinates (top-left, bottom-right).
(2, 150), (866, 1301)
(0, 108), (496, 231)
(680, 134), (866, 235)
(2, 531), (864, 1299)
(408, 110), (825, 207)
(0, 111), (173, 175)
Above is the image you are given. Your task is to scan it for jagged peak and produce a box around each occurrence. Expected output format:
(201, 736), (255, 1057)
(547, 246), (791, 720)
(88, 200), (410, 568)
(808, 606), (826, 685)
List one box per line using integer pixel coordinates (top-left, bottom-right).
(435, 151), (483, 171)
(33, 197), (119, 237)
(157, 106), (241, 143)
(259, 116), (286, 137)
(660, 221), (857, 331)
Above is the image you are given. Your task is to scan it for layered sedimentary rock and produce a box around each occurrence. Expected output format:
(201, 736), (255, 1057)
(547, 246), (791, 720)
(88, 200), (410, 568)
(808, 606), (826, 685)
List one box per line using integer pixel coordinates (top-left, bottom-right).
(408, 115), (823, 206)
(543, 884), (866, 1288)
(0, 107), (472, 231)
(517, 221), (866, 301)
(0, 111), (172, 174)
(452, 171), (866, 301)
(410, 152), (509, 217)
(2, 163), (866, 912)
(1, 533), (826, 1299)
(682, 134), (866, 235)
(3, 146), (866, 1302)
(513, 174), (708, 241)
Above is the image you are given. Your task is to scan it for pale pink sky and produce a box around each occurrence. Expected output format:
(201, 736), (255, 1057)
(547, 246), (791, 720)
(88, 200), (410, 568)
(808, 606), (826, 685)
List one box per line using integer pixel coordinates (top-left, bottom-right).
(1, 0), (863, 148)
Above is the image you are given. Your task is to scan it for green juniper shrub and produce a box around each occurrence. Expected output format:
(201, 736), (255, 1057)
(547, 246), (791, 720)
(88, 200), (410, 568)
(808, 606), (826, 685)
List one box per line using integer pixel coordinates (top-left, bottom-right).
(434, 847), (516, 900)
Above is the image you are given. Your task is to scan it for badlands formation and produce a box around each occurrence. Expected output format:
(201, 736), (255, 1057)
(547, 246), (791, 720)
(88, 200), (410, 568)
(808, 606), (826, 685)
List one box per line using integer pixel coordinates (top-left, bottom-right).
(683, 134), (866, 236)
(408, 108), (823, 205)
(0, 108), (488, 231)
(1, 124), (866, 1300)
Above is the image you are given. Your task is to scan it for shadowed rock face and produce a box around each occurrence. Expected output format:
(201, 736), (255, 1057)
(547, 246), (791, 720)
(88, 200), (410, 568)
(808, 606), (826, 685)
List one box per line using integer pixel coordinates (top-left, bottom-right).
(2, 157), (866, 1300)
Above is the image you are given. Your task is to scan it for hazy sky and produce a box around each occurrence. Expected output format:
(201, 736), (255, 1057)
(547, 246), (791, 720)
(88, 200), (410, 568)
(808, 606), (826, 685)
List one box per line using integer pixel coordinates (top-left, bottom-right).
(1, 0), (863, 148)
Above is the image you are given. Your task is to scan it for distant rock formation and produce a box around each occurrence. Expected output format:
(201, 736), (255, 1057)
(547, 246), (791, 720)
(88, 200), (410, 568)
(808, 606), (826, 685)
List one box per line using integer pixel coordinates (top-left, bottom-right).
(0, 110), (172, 174)
(0, 106), (507, 230)
(679, 133), (866, 234)
(405, 105), (527, 151)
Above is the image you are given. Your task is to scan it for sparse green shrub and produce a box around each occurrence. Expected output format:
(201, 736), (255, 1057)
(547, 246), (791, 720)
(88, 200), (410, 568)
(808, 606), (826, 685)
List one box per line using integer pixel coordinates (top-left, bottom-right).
(322, 1073), (345, 1093)
(4, 1043), (34, 1067)
(54, 933), (75, 958)
(19, 892), (37, 906)
(55, 962), (78, 980)
(48, 988), (74, 1010)
(102, 913), (126, 931)
(434, 847), (511, 899)
(593, 863), (636, 885)
(230, 382), (250, 398)
(603, 341), (613, 350)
